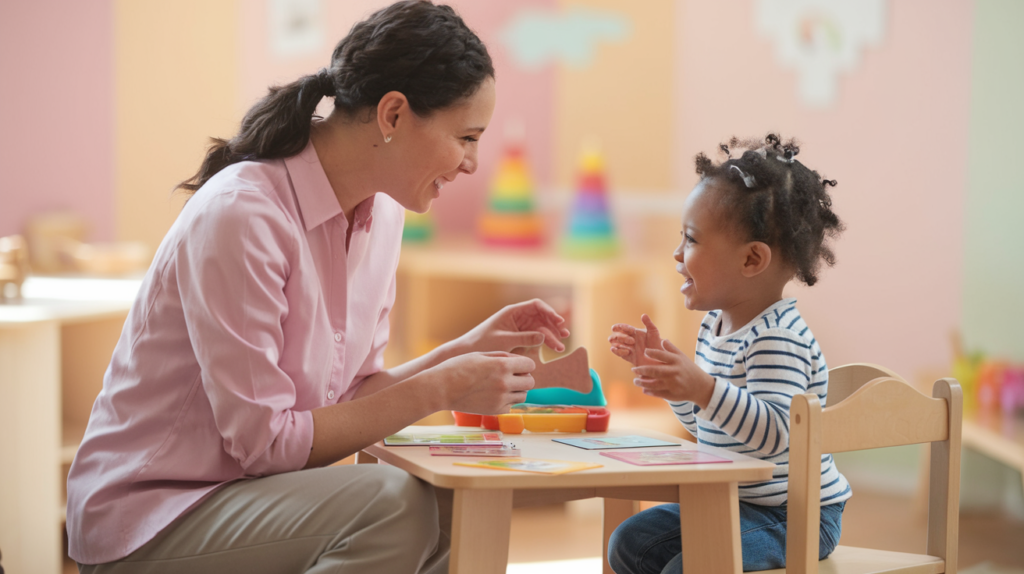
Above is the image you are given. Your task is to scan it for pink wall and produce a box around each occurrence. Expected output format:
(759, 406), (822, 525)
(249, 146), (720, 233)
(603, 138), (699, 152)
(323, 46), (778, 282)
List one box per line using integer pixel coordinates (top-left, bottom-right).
(0, 0), (115, 241)
(238, 0), (555, 236)
(673, 0), (971, 379)
(438, 0), (556, 235)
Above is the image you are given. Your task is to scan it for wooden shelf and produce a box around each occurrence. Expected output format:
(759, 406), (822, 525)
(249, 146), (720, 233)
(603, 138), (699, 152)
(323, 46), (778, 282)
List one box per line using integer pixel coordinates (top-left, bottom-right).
(962, 409), (1024, 477)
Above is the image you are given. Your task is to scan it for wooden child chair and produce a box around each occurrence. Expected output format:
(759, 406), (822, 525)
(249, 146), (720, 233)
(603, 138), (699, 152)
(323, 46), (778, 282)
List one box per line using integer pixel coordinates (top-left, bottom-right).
(756, 363), (962, 574)
(600, 364), (962, 574)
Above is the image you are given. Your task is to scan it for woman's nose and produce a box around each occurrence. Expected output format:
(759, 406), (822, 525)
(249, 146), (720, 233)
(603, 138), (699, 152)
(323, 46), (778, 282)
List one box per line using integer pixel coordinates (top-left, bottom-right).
(460, 149), (478, 175)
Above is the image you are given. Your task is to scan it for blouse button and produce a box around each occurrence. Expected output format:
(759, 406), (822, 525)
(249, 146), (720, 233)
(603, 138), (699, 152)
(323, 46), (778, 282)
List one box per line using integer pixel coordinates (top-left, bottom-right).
(327, 390), (336, 400)
(334, 333), (342, 342)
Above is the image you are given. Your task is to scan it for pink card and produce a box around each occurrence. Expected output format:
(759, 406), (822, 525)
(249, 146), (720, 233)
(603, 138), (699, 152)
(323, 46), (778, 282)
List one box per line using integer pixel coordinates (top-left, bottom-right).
(599, 449), (732, 466)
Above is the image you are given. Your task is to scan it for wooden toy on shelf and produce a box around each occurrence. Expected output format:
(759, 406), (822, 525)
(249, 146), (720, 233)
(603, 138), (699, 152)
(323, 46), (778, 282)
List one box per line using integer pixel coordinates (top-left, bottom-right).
(61, 239), (150, 276)
(0, 234), (30, 302)
(478, 140), (544, 247)
(560, 144), (620, 259)
(402, 211), (434, 243)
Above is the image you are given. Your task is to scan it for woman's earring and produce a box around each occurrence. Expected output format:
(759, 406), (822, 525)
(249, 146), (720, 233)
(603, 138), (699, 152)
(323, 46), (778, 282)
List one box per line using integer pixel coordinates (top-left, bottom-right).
(384, 134), (392, 143)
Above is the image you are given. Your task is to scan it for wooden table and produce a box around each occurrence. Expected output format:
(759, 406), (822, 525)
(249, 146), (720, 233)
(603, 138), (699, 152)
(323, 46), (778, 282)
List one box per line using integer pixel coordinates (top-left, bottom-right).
(0, 276), (140, 574)
(360, 425), (775, 574)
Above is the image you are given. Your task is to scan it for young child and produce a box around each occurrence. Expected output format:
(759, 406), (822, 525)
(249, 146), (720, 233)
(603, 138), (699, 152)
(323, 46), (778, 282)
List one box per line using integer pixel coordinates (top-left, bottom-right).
(607, 134), (849, 574)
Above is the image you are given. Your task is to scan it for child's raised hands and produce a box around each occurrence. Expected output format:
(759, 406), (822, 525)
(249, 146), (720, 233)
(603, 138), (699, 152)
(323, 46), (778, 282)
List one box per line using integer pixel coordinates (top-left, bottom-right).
(608, 314), (664, 366)
(631, 339), (715, 408)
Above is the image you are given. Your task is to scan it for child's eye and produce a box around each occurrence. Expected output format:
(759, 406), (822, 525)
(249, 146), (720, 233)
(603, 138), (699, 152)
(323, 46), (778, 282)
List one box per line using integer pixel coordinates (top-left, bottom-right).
(682, 232), (696, 244)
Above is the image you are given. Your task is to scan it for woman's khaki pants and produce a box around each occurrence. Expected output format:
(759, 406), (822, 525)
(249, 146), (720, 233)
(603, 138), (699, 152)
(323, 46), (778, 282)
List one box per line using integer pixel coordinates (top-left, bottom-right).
(79, 464), (451, 574)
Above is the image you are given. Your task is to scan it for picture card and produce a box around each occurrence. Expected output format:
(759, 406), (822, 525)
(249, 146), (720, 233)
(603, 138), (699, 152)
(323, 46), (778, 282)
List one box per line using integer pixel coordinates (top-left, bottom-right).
(453, 458), (603, 475)
(600, 449), (732, 466)
(384, 431), (503, 446)
(429, 444), (521, 457)
(552, 435), (680, 450)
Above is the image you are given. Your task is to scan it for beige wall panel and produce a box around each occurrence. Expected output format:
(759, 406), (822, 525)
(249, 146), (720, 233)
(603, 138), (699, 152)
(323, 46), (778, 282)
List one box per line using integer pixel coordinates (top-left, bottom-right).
(115, 0), (239, 252)
(555, 0), (674, 190)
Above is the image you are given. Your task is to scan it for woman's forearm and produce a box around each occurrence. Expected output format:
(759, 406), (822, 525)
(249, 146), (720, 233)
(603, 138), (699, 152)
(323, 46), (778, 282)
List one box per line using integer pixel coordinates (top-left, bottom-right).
(350, 338), (466, 399)
(304, 368), (447, 468)
(304, 350), (536, 468)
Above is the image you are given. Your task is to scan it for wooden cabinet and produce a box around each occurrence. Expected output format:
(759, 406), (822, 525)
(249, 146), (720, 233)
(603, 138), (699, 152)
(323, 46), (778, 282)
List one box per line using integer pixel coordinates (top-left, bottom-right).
(0, 277), (138, 574)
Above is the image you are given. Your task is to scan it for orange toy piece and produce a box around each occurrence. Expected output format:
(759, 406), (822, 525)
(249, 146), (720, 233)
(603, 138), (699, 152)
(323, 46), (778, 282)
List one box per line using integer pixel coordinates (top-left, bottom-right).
(481, 405), (610, 434)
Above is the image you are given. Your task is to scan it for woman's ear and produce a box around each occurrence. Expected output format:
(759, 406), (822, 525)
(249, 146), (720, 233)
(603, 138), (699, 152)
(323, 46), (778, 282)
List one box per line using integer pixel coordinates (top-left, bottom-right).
(741, 241), (772, 278)
(376, 91), (409, 140)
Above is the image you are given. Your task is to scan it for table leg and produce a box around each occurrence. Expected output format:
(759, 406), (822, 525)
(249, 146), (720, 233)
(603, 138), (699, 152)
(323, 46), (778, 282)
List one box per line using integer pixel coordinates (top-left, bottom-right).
(0, 321), (62, 574)
(603, 498), (640, 574)
(449, 488), (513, 574)
(355, 450), (378, 464)
(677, 482), (741, 574)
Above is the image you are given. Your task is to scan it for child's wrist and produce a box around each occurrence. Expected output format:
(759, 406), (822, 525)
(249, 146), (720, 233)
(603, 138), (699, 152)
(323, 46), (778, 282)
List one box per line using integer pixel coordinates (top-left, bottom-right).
(692, 372), (716, 410)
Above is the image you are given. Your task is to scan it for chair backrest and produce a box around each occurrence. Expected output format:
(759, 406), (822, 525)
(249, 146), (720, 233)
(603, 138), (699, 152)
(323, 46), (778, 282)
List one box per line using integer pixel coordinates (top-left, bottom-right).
(785, 364), (963, 574)
(825, 363), (905, 406)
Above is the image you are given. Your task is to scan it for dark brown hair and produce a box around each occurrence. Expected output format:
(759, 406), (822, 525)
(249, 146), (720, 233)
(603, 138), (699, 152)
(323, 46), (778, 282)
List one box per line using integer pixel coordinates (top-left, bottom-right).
(695, 134), (844, 286)
(177, 0), (494, 194)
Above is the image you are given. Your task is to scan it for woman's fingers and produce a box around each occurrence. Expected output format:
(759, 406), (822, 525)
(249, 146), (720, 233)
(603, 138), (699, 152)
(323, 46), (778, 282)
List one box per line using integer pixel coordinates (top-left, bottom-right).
(526, 298), (566, 324)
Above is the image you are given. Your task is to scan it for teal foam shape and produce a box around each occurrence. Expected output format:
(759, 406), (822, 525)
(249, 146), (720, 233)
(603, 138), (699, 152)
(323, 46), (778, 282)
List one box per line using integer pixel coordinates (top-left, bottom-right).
(524, 368), (607, 406)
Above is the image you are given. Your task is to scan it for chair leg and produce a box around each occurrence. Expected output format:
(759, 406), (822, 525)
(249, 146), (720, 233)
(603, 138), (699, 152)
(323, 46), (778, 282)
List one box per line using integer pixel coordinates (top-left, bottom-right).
(603, 498), (639, 574)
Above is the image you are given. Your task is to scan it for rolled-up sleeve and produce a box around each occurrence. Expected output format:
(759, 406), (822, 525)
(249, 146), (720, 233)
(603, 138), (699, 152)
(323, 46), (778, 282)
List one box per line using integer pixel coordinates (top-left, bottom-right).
(177, 189), (314, 477)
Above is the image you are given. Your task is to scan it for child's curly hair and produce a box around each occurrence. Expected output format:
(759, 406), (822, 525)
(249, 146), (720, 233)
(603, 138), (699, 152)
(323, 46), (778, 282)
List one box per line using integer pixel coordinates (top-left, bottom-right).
(694, 134), (844, 286)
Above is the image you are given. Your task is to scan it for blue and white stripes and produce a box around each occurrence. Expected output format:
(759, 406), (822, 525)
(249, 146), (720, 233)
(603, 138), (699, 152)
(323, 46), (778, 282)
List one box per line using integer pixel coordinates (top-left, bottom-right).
(669, 298), (851, 507)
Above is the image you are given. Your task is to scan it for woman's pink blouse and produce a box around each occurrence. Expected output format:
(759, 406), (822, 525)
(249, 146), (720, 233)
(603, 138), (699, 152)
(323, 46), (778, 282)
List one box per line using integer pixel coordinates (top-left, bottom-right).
(66, 141), (405, 564)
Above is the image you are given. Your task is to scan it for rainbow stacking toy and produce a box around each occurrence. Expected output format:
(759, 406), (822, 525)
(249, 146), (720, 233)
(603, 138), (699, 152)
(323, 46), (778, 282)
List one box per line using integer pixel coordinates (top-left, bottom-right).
(478, 144), (544, 247)
(402, 210), (433, 243)
(560, 146), (619, 259)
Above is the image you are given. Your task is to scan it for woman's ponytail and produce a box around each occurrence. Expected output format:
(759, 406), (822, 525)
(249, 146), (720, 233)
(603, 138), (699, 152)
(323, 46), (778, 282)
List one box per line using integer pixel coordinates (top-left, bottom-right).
(177, 72), (329, 193)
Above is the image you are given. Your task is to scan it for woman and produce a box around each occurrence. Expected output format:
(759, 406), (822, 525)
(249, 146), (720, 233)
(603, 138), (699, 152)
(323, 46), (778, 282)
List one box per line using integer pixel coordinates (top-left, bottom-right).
(66, 2), (567, 572)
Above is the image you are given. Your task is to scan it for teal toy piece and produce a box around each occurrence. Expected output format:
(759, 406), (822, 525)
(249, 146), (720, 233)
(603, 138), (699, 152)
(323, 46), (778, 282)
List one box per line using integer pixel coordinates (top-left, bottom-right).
(523, 368), (607, 406)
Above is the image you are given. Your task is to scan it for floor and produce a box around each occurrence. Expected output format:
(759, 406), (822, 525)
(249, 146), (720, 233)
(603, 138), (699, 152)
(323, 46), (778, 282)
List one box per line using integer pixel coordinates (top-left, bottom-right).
(60, 488), (1023, 574)
(507, 489), (1024, 572)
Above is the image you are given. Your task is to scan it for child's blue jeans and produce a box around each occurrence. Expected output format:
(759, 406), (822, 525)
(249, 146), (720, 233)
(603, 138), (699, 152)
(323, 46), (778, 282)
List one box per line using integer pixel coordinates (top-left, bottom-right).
(607, 500), (845, 574)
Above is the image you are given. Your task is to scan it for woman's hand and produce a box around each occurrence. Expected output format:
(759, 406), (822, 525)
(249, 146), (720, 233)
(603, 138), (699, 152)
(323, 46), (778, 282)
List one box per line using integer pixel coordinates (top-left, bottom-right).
(456, 299), (569, 355)
(434, 351), (537, 414)
(609, 314), (663, 366)
(630, 339), (715, 408)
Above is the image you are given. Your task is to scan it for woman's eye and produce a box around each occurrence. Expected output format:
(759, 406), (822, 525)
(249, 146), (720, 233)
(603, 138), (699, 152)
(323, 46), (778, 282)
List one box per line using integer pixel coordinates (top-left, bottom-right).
(462, 136), (478, 143)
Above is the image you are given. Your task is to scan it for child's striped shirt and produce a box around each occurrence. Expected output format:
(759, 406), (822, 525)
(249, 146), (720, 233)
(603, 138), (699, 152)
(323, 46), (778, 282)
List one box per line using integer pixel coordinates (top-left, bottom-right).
(669, 298), (851, 507)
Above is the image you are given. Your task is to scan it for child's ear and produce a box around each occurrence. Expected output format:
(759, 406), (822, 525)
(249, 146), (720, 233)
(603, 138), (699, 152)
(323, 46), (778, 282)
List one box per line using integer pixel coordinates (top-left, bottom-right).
(741, 241), (772, 277)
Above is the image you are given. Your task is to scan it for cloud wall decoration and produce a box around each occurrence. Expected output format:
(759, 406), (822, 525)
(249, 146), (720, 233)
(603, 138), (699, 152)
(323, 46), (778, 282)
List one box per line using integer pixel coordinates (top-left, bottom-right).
(501, 7), (631, 71)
